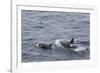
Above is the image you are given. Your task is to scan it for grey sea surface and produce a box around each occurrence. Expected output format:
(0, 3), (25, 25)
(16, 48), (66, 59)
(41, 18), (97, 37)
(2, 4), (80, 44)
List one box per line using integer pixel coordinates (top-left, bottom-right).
(22, 10), (90, 62)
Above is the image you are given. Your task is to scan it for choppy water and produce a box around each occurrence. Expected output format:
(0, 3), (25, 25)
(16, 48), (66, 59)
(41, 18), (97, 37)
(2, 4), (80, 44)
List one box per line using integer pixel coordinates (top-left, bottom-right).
(22, 10), (90, 62)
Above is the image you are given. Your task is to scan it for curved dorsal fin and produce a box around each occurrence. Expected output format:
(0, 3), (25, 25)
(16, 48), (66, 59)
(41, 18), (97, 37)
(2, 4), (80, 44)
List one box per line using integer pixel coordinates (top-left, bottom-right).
(70, 38), (74, 43)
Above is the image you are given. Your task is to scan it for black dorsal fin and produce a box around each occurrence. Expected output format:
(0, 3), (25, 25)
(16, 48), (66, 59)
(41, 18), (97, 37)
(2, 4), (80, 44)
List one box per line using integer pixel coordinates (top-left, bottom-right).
(70, 38), (74, 43)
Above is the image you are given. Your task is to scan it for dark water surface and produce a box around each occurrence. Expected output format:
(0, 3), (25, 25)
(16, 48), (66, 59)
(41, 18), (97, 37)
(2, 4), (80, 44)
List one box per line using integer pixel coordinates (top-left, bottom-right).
(22, 10), (90, 62)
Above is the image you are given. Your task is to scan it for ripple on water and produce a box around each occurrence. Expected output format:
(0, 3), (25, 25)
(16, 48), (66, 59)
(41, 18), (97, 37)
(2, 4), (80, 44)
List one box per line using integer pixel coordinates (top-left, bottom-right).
(22, 10), (90, 62)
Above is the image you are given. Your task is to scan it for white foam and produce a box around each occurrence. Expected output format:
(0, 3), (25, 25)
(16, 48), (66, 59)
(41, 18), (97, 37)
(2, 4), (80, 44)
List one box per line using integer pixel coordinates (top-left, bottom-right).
(71, 47), (86, 52)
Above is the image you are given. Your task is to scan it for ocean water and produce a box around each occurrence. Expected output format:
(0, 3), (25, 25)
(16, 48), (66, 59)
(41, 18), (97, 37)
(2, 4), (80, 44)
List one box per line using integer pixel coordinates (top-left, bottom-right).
(22, 10), (90, 62)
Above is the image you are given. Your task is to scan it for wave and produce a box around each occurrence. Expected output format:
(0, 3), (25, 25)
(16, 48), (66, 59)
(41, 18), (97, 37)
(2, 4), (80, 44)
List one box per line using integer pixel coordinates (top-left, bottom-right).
(79, 41), (90, 45)
(79, 21), (90, 24)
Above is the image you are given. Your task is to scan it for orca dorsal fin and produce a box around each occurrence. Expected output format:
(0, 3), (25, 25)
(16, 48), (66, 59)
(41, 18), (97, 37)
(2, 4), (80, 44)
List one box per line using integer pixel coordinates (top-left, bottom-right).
(70, 38), (74, 43)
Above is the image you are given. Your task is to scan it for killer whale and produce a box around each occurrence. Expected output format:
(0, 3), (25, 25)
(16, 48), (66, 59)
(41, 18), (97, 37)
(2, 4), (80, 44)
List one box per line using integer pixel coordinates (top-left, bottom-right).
(36, 38), (87, 52)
